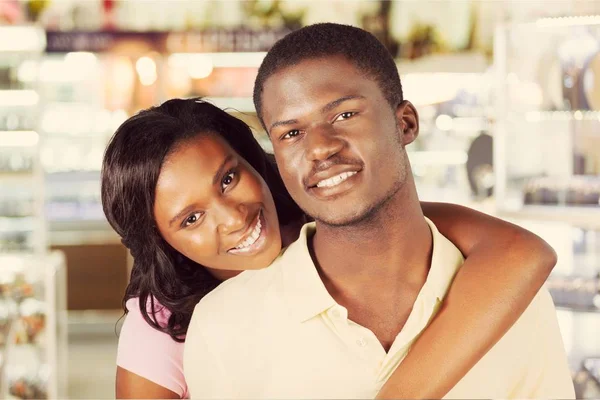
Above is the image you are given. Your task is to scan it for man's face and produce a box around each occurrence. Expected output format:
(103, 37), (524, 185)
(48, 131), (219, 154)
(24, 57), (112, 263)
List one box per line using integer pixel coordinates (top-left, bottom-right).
(261, 56), (417, 226)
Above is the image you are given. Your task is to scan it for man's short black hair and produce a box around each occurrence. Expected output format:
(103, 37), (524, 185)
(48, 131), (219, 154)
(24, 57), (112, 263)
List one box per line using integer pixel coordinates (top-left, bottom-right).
(253, 23), (404, 126)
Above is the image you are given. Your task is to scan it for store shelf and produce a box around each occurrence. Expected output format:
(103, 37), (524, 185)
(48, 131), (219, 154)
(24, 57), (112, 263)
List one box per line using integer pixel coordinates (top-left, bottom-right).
(516, 111), (600, 122)
(0, 217), (36, 233)
(0, 26), (45, 53)
(45, 170), (100, 182)
(407, 150), (468, 166)
(0, 172), (35, 182)
(49, 219), (120, 246)
(0, 90), (40, 107)
(556, 305), (600, 314)
(499, 206), (600, 228)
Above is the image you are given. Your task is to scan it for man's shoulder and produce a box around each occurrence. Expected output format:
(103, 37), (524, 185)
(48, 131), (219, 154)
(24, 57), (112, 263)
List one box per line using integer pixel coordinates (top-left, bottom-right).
(498, 287), (556, 337)
(521, 287), (557, 325)
(488, 287), (560, 355)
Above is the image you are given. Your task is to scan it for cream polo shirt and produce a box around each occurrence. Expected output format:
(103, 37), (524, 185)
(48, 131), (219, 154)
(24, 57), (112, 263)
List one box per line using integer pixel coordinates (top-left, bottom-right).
(184, 219), (575, 399)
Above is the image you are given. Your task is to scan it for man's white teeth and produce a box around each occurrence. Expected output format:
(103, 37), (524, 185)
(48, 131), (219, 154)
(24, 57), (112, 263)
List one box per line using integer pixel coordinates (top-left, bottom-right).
(235, 218), (262, 250)
(316, 171), (357, 188)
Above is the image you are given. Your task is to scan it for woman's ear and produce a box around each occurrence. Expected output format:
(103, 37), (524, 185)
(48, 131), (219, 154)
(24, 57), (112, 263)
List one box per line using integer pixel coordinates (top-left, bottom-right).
(395, 100), (420, 146)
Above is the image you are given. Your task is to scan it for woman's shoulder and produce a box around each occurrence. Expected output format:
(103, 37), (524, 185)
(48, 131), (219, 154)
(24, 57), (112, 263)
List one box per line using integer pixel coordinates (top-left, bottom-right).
(118, 297), (188, 398)
(125, 297), (173, 326)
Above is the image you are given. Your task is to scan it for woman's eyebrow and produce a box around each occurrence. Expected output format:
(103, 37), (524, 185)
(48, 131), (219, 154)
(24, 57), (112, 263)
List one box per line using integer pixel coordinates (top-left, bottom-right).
(212, 154), (235, 185)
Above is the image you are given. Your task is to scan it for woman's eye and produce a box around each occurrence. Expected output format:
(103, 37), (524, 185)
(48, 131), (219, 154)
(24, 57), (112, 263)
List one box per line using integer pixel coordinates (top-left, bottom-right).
(282, 130), (301, 140)
(183, 212), (203, 228)
(335, 111), (356, 121)
(221, 170), (237, 191)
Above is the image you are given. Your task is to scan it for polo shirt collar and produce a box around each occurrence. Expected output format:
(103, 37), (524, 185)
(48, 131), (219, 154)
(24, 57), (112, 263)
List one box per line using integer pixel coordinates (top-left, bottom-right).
(280, 218), (464, 323)
(281, 222), (337, 323)
(422, 217), (465, 302)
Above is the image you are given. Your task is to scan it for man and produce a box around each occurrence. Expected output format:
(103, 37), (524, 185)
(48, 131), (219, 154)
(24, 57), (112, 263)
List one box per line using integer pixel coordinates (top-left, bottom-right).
(184, 23), (574, 399)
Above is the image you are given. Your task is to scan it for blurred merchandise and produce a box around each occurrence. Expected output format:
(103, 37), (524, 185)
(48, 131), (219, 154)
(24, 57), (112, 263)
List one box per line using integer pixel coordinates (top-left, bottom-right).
(494, 18), (600, 229)
(572, 357), (600, 398)
(583, 357), (600, 391)
(523, 176), (600, 206)
(0, 0), (24, 25)
(25, 0), (49, 22)
(495, 18), (600, 398)
(466, 132), (494, 199)
(0, 252), (67, 400)
(389, 0), (474, 56)
(401, 69), (492, 205)
(547, 274), (600, 312)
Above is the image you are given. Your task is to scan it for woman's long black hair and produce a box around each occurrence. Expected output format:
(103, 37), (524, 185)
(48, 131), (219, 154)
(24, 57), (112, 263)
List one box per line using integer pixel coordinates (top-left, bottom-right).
(101, 98), (304, 342)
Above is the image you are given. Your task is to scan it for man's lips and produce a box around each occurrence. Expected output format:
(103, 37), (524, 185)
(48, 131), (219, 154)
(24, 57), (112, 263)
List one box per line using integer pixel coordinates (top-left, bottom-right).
(305, 165), (363, 189)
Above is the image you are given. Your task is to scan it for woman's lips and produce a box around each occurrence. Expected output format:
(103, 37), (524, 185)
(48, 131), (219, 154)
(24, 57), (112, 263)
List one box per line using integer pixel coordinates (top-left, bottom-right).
(227, 210), (269, 256)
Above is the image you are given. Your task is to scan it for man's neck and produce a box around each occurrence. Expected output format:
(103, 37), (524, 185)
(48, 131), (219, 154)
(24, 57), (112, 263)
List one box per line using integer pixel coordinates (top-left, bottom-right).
(309, 186), (433, 351)
(311, 188), (432, 291)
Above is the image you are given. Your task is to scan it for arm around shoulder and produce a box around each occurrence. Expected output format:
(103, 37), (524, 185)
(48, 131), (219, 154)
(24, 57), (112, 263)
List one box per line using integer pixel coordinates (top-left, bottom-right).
(523, 290), (575, 399)
(376, 203), (558, 399)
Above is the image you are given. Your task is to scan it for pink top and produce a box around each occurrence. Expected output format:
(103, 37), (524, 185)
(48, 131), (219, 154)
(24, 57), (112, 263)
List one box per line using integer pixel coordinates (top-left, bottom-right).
(117, 298), (189, 398)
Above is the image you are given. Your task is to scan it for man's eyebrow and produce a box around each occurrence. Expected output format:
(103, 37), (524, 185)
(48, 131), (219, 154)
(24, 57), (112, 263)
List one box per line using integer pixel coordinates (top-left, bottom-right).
(268, 95), (365, 134)
(269, 118), (298, 133)
(320, 95), (365, 114)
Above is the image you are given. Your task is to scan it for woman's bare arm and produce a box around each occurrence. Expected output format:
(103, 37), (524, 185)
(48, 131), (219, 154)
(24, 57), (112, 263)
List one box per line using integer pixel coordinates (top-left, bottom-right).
(116, 366), (180, 399)
(376, 202), (556, 399)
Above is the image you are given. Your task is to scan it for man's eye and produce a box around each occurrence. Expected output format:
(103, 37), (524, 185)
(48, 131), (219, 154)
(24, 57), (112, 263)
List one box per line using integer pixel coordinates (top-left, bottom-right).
(335, 112), (356, 121)
(221, 170), (237, 191)
(183, 212), (203, 228)
(282, 130), (301, 140)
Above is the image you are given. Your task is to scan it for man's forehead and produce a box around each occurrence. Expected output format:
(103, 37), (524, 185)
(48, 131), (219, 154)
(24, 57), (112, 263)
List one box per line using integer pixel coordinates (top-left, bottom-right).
(260, 60), (371, 119)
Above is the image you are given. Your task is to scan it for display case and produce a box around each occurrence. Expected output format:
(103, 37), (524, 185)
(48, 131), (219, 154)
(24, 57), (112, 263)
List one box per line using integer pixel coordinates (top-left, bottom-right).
(0, 26), (46, 254)
(1, 26), (68, 400)
(0, 252), (67, 400)
(494, 17), (600, 398)
(400, 66), (493, 206)
(493, 16), (600, 228)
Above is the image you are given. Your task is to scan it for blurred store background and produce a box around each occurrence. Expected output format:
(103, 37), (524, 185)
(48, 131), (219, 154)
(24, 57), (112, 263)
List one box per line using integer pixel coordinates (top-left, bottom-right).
(0, 0), (600, 398)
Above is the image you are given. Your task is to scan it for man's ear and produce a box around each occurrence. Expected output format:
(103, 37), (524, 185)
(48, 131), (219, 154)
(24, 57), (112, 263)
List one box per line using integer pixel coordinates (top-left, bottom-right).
(395, 100), (419, 146)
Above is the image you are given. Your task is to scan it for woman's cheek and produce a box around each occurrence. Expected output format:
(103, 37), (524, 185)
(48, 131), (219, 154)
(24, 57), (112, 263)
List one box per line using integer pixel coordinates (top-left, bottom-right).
(236, 176), (263, 203)
(186, 231), (215, 258)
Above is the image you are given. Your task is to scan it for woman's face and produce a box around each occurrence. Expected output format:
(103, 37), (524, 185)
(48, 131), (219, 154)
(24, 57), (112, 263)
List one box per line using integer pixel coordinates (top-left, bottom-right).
(153, 133), (282, 279)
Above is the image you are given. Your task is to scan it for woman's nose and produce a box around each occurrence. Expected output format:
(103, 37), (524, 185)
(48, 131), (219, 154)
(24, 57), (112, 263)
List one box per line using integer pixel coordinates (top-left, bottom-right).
(215, 200), (248, 236)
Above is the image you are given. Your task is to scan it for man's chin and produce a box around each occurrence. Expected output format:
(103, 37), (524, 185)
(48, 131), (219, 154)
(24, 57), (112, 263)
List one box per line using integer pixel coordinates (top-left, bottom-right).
(312, 207), (376, 228)
(310, 195), (393, 228)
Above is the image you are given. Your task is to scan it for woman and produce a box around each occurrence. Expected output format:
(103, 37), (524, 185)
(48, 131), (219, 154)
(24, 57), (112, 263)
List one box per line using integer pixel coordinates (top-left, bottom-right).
(102, 98), (557, 399)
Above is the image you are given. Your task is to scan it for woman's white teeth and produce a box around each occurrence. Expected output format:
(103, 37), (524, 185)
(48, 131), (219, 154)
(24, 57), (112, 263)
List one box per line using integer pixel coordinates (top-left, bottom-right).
(235, 217), (262, 250)
(316, 171), (357, 188)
